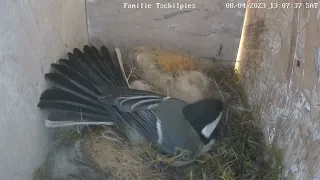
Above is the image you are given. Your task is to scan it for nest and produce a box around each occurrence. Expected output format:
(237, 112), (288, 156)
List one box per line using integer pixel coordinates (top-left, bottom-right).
(82, 128), (168, 180)
(34, 46), (282, 180)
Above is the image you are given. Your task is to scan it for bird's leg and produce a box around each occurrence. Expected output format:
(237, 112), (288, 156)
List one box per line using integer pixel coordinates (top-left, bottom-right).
(159, 152), (183, 165)
(195, 159), (206, 164)
(169, 160), (193, 167)
(157, 148), (191, 166)
(195, 152), (213, 164)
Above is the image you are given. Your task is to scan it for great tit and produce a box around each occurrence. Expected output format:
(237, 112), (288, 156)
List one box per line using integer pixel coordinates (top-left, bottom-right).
(37, 45), (224, 167)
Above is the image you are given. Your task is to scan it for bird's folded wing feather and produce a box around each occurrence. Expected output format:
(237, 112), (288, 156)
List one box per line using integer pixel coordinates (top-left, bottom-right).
(97, 85), (168, 112)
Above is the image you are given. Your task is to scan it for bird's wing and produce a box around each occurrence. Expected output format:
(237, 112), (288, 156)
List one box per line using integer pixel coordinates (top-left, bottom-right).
(97, 85), (169, 112)
(38, 45), (128, 124)
(37, 45), (162, 144)
(119, 110), (160, 144)
(38, 45), (160, 142)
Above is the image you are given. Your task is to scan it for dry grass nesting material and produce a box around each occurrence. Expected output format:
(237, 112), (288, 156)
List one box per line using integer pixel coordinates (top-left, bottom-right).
(81, 47), (283, 180)
(34, 46), (283, 180)
(82, 128), (168, 180)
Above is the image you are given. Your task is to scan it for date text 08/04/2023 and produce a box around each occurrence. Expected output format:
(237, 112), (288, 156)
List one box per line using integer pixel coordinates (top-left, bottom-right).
(225, 2), (318, 9)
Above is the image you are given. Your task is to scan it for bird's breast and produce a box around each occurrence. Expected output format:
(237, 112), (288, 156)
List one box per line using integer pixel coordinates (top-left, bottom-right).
(155, 98), (203, 157)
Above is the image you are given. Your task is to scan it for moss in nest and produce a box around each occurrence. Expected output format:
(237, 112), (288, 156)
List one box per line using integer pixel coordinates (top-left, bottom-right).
(184, 63), (283, 180)
(34, 47), (283, 180)
(125, 47), (283, 179)
(151, 48), (198, 73)
(80, 61), (283, 180)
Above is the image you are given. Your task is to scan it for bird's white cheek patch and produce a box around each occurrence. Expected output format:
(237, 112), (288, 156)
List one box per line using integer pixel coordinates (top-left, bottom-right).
(156, 117), (163, 145)
(201, 112), (222, 138)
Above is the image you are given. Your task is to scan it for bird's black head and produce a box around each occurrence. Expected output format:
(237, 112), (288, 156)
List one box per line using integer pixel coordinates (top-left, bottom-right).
(182, 99), (224, 144)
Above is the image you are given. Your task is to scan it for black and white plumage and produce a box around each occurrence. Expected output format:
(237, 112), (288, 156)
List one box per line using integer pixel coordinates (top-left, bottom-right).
(37, 45), (224, 167)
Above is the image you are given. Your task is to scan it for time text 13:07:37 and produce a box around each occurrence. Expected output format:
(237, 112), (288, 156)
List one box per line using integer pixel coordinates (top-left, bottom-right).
(225, 2), (318, 9)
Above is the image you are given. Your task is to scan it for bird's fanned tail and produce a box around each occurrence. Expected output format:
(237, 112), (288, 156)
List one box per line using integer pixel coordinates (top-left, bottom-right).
(38, 45), (160, 144)
(38, 45), (130, 127)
